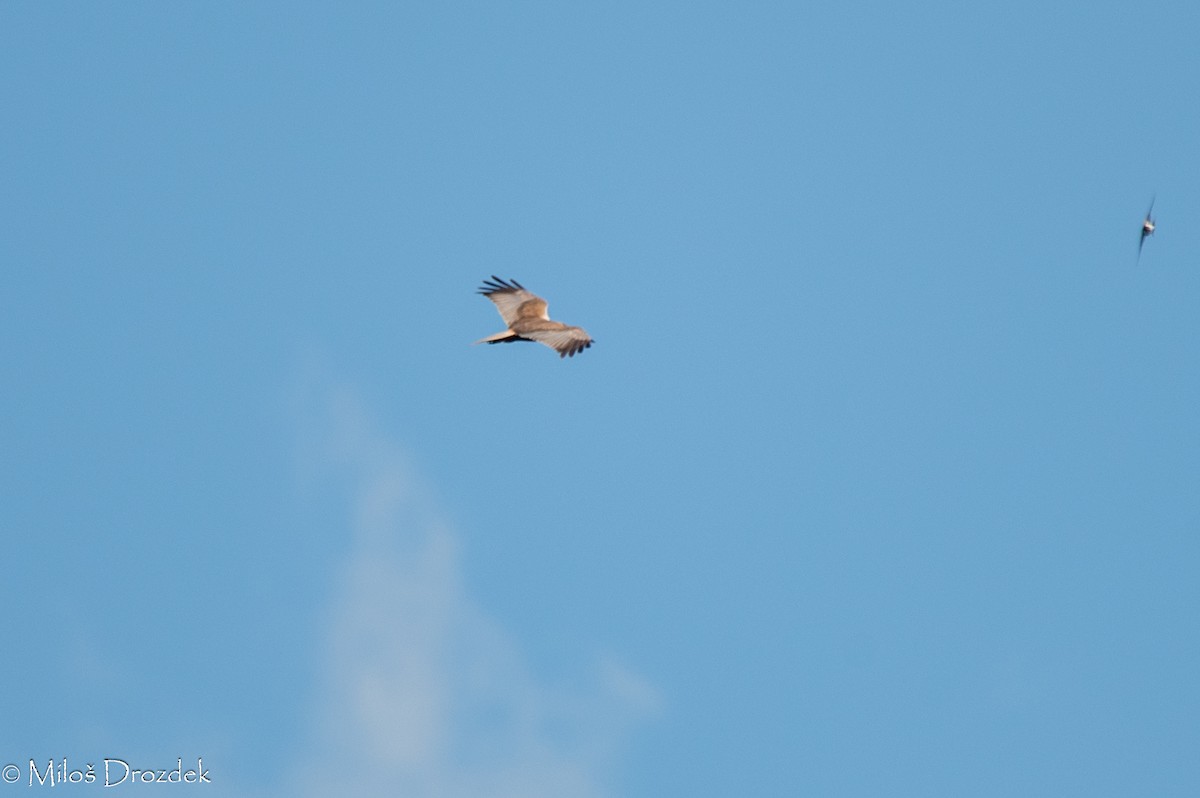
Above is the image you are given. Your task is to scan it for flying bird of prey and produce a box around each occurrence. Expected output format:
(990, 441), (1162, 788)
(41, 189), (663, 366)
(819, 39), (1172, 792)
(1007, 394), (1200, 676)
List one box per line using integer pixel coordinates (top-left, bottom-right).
(475, 276), (594, 358)
(1138, 196), (1156, 261)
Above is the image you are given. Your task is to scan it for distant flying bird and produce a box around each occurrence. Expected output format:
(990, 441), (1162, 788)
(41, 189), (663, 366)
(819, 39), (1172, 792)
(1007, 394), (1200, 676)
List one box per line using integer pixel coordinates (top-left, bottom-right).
(1138, 196), (1156, 261)
(475, 276), (594, 358)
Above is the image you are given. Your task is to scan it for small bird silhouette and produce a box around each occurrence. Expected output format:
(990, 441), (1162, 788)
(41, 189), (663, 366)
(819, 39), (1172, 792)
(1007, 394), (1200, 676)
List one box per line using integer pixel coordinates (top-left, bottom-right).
(475, 277), (594, 358)
(1138, 196), (1156, 262)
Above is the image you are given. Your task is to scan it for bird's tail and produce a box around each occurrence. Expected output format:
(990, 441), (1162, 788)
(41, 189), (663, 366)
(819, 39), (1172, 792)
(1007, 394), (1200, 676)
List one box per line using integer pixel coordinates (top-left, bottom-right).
(474, 330), (523, 345)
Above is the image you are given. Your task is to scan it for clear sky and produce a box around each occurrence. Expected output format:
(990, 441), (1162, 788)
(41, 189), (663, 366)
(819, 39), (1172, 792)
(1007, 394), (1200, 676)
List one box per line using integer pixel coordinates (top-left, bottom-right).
(3, 2), (1199, 796)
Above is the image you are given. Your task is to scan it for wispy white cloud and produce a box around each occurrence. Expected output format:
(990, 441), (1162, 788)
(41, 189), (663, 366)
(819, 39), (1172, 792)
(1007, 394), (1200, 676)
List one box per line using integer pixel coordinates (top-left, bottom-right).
(289, 386), (658, 798)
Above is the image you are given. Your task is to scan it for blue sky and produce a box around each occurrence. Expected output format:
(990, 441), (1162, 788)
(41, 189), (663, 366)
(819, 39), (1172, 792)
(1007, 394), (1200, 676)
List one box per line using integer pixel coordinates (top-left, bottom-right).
(3, 2), (1199, 795)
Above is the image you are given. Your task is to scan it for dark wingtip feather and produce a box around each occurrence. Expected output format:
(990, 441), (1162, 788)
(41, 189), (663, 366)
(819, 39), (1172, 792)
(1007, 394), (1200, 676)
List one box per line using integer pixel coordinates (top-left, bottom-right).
(479, 276), (524, 296)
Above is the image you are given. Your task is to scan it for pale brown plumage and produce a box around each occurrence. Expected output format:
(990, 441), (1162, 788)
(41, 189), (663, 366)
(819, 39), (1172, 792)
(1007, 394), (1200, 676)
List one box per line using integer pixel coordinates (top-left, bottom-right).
(475, 276), (594, 358)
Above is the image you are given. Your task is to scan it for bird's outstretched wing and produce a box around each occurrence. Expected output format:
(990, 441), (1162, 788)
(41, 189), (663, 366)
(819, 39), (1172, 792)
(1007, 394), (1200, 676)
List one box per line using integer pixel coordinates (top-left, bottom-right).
(512, 319), (594, 358)
(478, 276), (548, 326)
